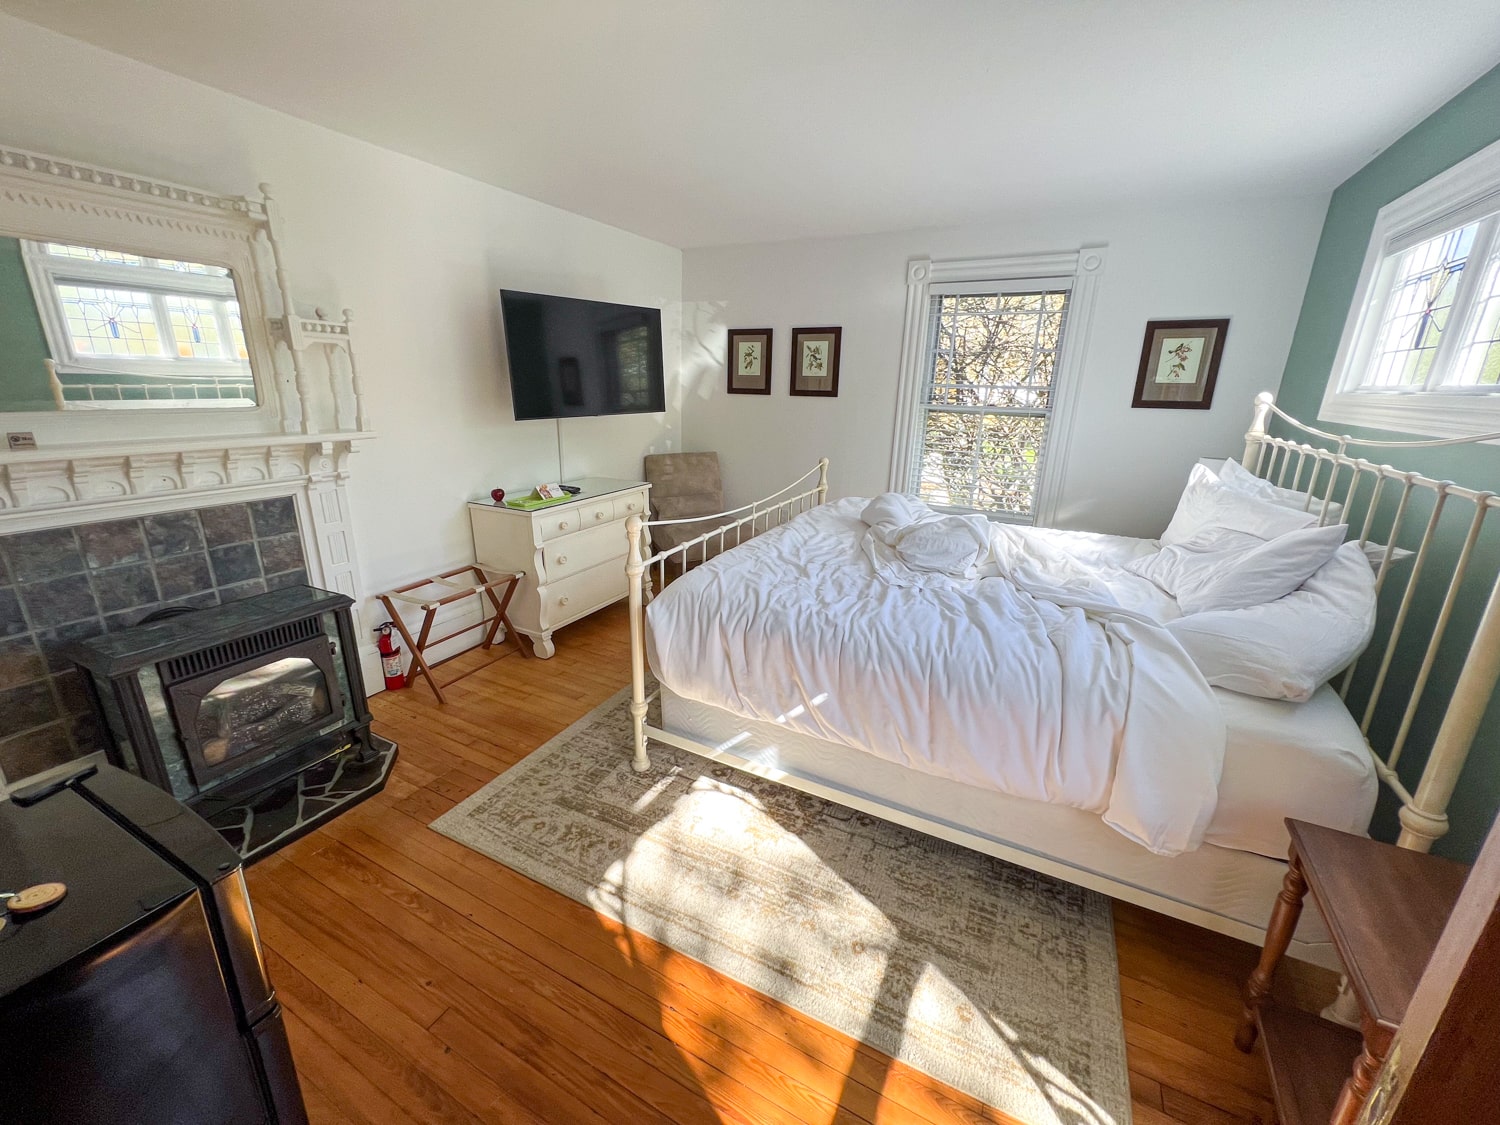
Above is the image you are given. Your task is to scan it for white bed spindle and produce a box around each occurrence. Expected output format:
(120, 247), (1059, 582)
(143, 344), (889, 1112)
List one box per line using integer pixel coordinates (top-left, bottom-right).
(1244, 392), (1500, 856)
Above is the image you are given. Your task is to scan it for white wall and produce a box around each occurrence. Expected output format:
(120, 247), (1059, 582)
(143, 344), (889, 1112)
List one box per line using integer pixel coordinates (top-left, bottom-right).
(683, 197), (1328, 537)
(0, 14), (681, 651)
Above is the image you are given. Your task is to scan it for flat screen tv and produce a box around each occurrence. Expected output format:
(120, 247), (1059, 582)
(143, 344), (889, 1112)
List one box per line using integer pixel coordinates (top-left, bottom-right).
(500, 289), (666, 421)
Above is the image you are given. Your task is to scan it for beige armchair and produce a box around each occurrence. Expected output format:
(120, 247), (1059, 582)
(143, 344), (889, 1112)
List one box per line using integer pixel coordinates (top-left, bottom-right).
(643, 452), (727, 561)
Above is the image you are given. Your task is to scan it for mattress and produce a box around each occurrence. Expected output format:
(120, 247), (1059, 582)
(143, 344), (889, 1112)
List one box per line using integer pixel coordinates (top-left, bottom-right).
(660, 686), (1355, 956)
(1211, 686), (1376, 855)
(664, 680), (1374, 861)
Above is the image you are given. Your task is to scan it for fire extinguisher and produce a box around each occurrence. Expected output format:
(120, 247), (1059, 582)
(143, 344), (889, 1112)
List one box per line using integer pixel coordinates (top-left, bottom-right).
(376, 622), (406, 690)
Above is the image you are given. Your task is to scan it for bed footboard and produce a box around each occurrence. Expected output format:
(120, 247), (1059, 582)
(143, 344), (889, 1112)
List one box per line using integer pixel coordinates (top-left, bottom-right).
(624, 459), (829, 771)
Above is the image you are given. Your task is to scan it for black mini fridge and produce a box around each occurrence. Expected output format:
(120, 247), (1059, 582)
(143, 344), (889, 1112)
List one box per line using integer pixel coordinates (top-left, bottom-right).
(0, 764), (308, 1124)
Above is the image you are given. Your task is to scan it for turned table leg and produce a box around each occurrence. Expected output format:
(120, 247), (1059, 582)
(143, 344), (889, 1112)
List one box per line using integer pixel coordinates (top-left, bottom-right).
(1331, 1019), (1391, 1125)
(1235, 849), (1309, 1052)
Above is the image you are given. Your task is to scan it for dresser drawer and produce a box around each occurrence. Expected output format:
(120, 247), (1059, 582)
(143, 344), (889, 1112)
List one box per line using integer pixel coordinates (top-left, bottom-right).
(576, 499), (617, 530)
(536, 507), (586, 541)
(542, 522), (627, 582)
(540, 559), (627, 628)
(614, 492), (648, 522)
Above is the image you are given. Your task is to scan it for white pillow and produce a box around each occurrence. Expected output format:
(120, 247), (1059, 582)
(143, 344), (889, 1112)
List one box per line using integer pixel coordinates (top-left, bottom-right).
(1161, 464), (1318, 546)
(1217, 456), (1345, 524)
(1132, 522), (1348, 614)
(1207, 458), (1415, 574)
(1129, 527), (1259, 598)
(1166, 542), (1377, 701)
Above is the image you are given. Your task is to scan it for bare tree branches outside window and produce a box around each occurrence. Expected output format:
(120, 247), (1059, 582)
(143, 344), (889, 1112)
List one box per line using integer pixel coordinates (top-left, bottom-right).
(913, 289), (1070, 519)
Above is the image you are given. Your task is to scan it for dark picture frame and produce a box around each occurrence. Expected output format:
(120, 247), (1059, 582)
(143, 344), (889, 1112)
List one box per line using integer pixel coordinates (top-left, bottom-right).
(726, 328), (773, 394)
(789, 326), (841, 397)
(1131, 318), (1229, 410)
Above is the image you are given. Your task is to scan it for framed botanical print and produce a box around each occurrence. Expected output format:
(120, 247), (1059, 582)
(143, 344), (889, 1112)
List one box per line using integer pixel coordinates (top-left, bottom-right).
(1132, 318), (1229, 409)
(789, 326), (841, 397)
(726, 328), (773, 394)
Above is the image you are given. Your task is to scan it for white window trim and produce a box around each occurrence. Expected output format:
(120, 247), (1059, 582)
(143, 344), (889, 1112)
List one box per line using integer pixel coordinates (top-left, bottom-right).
(20, 239), (252, 383)
(1320, 134), (1500, 439)
(888, 246), (1107, 526)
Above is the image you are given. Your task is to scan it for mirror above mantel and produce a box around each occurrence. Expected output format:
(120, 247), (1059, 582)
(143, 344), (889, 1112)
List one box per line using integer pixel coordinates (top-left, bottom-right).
(0, 236), (259, 413)
(0, 144), (371, 449)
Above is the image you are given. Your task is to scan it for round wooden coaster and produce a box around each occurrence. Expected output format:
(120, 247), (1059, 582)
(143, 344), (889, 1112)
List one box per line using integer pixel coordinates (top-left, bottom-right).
(6, 882), (67, 915)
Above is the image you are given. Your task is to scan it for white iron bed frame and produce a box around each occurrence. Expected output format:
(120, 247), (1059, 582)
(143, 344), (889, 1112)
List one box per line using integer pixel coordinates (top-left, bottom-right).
(622, 393), (1500, 963)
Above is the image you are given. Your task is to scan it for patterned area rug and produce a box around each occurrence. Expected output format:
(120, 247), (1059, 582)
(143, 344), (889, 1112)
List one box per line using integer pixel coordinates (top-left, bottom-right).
(431, 688), (1131, 1125)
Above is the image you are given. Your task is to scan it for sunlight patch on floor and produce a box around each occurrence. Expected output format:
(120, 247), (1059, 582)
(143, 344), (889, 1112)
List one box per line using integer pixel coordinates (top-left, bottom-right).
(598, 774), (1121, 1125)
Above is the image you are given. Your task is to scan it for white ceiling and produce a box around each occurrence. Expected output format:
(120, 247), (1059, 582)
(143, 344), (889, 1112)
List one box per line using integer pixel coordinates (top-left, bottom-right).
(4, 1), (1499, 249)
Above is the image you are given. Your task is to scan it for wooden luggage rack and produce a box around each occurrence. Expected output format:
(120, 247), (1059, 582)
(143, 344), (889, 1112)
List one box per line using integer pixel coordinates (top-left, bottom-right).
(376, 565), (527, 703)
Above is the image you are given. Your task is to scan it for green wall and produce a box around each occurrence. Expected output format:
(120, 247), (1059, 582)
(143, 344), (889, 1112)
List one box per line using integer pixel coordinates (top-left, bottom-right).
(0, 236), (57, 411)
(1277, 62), (1500, 861)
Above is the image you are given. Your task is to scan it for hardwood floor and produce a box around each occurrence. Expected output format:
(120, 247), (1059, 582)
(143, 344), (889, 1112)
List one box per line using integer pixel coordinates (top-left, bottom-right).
(248, 603), (1336, 1125)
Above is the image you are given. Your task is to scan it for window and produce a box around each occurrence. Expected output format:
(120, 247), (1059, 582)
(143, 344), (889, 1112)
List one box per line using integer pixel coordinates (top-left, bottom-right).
(890, 249), (1104, 525)
(911, 286), (1070, 518)
(1322, 135), (1500, 437)
(21, 240), (255, 407)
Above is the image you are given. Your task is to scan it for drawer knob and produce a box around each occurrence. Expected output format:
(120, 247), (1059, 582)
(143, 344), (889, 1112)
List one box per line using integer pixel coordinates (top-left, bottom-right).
(595, 511), (606, 520)
(558, 520), (570, 531)
(627, 502), (639, 511)
(556, 555), (567, 565)
(559, 596), (571, 607)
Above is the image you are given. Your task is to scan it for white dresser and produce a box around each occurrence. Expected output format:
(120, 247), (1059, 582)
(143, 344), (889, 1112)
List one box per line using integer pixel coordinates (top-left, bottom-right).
(468, 477), (650, 658)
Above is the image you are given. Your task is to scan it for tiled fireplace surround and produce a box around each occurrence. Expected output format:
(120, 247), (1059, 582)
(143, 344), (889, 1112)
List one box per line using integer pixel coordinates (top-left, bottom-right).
(0, 497), (312, 784)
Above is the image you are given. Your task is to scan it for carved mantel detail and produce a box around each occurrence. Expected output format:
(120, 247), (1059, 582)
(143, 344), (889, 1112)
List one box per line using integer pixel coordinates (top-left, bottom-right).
(0, 434), (373, 633)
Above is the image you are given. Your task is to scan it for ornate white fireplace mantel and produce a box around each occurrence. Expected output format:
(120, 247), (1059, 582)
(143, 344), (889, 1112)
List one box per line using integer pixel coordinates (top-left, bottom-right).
(0, 432), (373, 616)
(0, 144), (379, 624)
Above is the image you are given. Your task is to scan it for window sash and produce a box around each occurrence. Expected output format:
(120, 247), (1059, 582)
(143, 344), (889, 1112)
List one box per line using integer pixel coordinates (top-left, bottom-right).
(1343, 211), (1500, 397)
(910, 287), (1071, 519)
(22, 239), (251, 379)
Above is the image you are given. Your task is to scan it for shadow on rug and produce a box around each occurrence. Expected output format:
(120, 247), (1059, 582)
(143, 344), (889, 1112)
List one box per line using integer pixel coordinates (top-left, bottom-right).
(431, 687), (1130, 1125)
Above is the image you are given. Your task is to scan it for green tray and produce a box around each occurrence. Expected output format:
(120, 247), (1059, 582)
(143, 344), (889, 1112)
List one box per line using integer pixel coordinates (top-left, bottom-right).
(504, 492), (574, 510)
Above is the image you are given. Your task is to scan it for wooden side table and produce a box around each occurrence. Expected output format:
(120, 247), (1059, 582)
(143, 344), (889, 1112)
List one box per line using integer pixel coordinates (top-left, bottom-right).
(1235, 820), (1468, 1125)
(376, 565), (526, 704)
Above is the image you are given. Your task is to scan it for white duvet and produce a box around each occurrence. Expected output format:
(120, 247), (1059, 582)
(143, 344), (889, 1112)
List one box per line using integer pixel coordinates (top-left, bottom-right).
(646, 497), (1226, 856)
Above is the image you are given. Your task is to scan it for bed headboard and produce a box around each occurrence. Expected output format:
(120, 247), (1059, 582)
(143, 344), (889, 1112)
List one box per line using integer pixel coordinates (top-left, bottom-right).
(1243, 391), (1500, 855)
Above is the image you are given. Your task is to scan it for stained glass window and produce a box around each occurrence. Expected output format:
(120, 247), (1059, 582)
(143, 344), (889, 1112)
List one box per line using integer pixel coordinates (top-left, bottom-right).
(1363, 224), (1474, 388)
(57, 284), (163, 357)
(45, 242), (145, 267)
(226, 301), (249, 359)
(911, 288), (1071, 518)
(1348, 207), (1500, 395)
(23, 239), (254, 406)
(44, 242), (228, 276)
(1449, 243), (1500, 387)
(164, 294), (225, 358)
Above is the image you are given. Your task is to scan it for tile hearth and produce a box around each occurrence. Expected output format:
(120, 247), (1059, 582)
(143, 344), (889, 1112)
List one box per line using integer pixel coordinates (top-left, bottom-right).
(0, 496), (310, 785)
(201, 732), (398, 860)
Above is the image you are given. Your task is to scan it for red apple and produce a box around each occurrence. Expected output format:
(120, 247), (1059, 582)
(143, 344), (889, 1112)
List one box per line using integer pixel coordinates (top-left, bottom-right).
(490, 488), (506, 503)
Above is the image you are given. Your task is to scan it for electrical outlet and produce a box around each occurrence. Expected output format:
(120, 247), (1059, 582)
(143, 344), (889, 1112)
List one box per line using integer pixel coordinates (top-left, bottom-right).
(6, 432), (36, 450)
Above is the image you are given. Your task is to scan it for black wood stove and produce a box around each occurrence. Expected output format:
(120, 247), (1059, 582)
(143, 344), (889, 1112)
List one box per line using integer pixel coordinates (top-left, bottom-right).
(66, 585), (397, 861)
